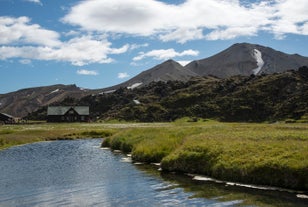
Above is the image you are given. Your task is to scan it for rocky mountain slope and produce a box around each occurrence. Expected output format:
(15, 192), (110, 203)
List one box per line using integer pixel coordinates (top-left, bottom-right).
(101, 59), (197, 92)
(2, 43), (308, 118)
(185, 43), (308, 78)
(0, 84), (100, 117)
(97, 67), (308, 122)
(28, 66), (308, 123)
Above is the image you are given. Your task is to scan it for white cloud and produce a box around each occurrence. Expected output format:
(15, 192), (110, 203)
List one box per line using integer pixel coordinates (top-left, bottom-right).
(19, 59), (32, 64)
(205, 26), (258, 40)
(133, 49), (199, 61)
(77, 69), (99, 76)
(118, 72), (130, 79)
(159, 28), (204, 43)
(270, 0), (308, 38)
(62, 0), (308, 42)
(129, 43), (149, 50)
(24, 0), (42, 5)
(0, 17), (129, 66)
(0, 16), (60, 46)
(62, 0), (173, 36)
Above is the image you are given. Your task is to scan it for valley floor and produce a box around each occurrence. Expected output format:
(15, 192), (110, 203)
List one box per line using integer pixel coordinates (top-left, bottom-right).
(1, 120), (307, 191)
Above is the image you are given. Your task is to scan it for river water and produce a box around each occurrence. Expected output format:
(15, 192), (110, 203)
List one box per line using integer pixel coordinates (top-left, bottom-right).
(0, 139), (307, 207)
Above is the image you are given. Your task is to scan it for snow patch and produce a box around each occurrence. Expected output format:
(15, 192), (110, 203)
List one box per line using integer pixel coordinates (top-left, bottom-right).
(49, 89), (59, 95)
(127, 82), (143, 89)
(99, 90), (116, 95)
(252, 49), (264, 75)
(79, 87), (88, 91)
(297, 194), (308, 199)
(133, 99), (141, 105)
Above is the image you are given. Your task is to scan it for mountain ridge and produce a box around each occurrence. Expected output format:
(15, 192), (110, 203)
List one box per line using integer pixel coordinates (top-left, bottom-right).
(1, 43), (308, 117)
(185, 42), (308, 78)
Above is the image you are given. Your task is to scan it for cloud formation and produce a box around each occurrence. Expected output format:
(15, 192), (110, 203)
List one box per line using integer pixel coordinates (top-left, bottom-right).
(133, 49), (199, 61)
(24, 0), (42, 5)
(0, 17), (129, 66)
(118, 72), (130, 79)
(77, 69), (99, 76)
(1, 0), (307, 67)
(63, 0), (308, 42)
(0, 16), (60, 46)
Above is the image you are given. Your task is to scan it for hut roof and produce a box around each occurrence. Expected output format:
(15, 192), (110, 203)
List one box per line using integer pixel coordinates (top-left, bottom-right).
(47, 106), (89, 116)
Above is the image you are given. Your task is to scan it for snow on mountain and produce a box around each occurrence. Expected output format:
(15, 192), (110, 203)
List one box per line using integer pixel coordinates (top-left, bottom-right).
(252, 49), (264, 75)
(49, 89), (60, 95)
(127, 83), (143, 89)
(133, 99), (141, 105)
(185, 43), (308, 78)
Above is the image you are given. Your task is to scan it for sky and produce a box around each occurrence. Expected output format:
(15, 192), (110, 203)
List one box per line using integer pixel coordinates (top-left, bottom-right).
(0, 0), (307, 94)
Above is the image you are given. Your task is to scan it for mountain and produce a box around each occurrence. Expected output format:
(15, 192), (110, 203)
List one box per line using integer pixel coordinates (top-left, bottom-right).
(101, 59), (197, 92)
(0, 84), (101, 117)
(2, 43), (308, 118)
(95, 67), (308, 122)
(30, 67), (307, 122)
(185, 43), (308, 78)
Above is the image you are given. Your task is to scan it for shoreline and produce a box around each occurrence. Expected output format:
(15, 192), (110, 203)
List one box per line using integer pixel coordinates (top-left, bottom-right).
(101, 122), (308, 191)
(1, 122), (307, 191)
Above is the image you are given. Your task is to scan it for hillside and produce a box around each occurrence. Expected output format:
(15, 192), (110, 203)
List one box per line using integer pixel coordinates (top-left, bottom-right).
(28, 67), (308, 122)
(185, 43), (308, 78)
(2, 43), (308, 118)
(0, 84), (101, 117)
(101, 59), (197, 92)
(100, 68), (308, 122)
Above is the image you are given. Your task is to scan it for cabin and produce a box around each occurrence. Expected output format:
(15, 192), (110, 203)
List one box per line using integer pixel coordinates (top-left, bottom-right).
(47, 106), (90, 122)
(0, 112), (16, 124)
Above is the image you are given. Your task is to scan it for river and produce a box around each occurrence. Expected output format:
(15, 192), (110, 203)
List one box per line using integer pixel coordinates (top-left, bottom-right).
(0, 139), (307, 207)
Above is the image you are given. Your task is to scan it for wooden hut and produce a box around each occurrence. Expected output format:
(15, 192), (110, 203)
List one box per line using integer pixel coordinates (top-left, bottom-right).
(47, 106), (89, 122)
(0, 113), (16, 124)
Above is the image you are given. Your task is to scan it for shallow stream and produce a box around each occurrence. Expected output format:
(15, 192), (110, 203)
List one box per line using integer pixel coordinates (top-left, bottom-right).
(0, 139), (306, 206)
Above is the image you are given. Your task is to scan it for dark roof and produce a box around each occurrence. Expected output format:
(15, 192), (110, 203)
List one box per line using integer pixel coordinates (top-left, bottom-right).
(0, 113), (14, 119)
(47, 106), (89, 116)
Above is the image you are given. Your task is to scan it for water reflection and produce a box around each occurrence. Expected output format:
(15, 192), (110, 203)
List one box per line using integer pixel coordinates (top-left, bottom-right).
(0, 139), (307, 207)
(136, 165), (308, 207)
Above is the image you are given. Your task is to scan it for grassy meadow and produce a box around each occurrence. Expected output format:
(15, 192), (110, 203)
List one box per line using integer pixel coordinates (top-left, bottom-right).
(1, 120), (307, 190)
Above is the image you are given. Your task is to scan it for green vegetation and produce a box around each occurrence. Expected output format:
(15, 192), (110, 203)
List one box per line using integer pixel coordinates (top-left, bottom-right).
(0, 123), (117, 150)
(1, 121), (307, 191)
(102, 121), (308, 190)
(27, 68), (308, 123)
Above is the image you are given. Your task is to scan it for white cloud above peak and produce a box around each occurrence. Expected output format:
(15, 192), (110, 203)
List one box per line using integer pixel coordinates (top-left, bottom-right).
(24, 0), (42, 5)
(133, 48), (199, 61)
(77, 69), (99, 76)
(118, 72), (130, 79)
(62, 0), (308, 42)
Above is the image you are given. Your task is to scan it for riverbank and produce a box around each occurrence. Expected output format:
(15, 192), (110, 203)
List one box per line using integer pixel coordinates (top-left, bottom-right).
(0, 122), (170, 150)
(0, 123), (117, 150)
(101, 120), (308, 191)
(1, 121), (307, 191)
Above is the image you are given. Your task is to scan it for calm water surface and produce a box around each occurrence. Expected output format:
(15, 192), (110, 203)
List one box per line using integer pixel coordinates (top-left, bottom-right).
(0, 139), (307, 207)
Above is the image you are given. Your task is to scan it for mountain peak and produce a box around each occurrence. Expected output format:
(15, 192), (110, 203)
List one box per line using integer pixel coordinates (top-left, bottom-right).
(185, 43), (308, 78)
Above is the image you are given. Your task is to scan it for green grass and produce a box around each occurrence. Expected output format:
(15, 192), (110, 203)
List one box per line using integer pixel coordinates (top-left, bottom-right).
(103, 121), (308, 190)
(0, 123), (118, 150)
(1, 121), (307, 190)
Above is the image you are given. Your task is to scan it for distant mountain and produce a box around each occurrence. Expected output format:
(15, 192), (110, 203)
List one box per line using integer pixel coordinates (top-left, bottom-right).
(101, 59), (197, 92)
(2, 43), (308, 118)
(0, 84), (101, 117)
(29, 67), (307, 122)
(185, 43), (308, 78)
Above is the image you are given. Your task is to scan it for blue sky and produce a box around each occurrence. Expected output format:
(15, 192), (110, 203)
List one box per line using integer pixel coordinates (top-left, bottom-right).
(0, 0), (307, 94)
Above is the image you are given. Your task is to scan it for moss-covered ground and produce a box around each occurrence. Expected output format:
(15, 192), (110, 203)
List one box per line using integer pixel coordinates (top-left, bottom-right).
(102, 120), (308, 191)
(1, 120), (307, 191)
